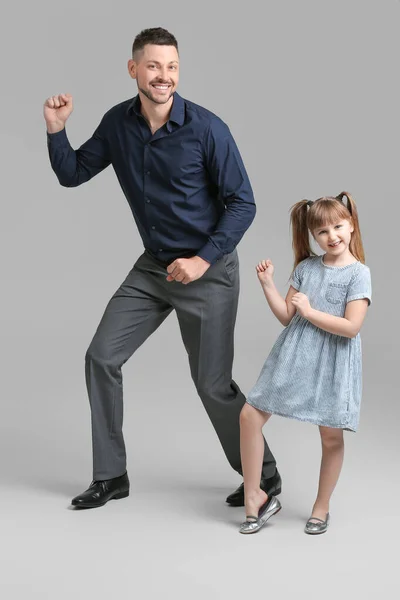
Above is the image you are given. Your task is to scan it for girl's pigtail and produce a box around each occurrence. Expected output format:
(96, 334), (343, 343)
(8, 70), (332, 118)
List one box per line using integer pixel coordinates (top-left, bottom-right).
(290, 200), (315, 270)
(336, 191), (365, 263)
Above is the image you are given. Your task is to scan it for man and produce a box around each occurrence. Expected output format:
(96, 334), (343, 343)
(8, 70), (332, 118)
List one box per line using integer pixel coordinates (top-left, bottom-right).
(44, 27), (281, 508)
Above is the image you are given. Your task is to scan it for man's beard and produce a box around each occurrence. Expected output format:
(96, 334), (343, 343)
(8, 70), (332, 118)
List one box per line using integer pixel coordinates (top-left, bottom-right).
(138, 81), (174, 104)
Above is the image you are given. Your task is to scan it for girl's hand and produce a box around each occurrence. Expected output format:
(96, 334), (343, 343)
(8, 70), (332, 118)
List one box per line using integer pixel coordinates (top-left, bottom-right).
(256, 259), (274, 285)
(291, 292), (312, 318)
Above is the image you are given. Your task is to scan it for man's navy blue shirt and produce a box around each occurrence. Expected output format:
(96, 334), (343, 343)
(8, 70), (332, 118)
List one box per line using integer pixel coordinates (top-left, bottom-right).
(47, 92), (256, 265)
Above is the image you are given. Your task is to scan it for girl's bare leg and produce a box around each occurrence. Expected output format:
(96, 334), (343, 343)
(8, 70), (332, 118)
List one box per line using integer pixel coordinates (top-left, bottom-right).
(239, 403), (272, 518)
(310, 426), (344, 521)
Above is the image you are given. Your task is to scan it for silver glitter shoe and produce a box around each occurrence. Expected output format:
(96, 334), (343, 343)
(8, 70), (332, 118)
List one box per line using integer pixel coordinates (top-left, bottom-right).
(304, 513), (330, 535)
(239, 496), (282, 534)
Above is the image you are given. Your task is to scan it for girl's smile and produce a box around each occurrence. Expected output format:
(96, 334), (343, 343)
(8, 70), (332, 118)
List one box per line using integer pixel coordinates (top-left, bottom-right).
(313, 219), (354, 262)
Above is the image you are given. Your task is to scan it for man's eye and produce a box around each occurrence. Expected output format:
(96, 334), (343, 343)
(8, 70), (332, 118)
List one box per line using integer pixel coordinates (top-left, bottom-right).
(335, 225), (342, 229)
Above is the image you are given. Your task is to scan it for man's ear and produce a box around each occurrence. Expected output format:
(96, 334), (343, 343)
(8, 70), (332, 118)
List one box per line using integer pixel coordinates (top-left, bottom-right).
(127, 59), (137, 80)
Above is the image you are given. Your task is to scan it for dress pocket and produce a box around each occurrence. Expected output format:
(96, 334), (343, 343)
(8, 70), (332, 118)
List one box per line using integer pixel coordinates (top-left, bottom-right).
(325, 282), (347, 304)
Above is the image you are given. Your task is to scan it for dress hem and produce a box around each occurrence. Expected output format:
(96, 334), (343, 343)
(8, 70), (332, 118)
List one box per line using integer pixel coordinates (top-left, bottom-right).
(246, 400), (356, 432)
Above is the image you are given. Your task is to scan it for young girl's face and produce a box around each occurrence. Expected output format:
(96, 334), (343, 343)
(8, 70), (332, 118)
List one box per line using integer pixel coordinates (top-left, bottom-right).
(312, 218), (354, 256)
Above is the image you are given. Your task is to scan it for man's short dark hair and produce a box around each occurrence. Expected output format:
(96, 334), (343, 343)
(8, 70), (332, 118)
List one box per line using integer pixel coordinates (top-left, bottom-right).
(132, 28), (178, 58)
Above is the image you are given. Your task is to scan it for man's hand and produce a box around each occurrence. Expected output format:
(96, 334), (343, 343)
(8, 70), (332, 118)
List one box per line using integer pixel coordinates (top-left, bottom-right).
(43, 93), (74, 134)
(291, 292), (312, 318)
(166, 256), (210, 284)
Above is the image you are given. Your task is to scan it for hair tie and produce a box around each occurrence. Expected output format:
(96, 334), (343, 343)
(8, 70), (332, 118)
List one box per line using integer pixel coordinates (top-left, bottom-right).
(306, 200), (314, 207)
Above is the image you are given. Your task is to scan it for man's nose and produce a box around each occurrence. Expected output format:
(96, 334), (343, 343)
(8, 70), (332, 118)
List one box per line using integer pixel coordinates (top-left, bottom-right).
(159, 67), (168, 81)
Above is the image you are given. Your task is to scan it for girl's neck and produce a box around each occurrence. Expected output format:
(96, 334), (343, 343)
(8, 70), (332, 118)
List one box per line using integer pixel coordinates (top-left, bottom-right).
(322, 249), (357, 267)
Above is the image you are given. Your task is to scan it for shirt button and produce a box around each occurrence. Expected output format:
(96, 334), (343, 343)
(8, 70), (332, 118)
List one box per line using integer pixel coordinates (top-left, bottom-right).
(146, 199), (151, 203)
(158, 249), (163, 252)
(151, 226), (156, 230)
(146, 170), (151, 175)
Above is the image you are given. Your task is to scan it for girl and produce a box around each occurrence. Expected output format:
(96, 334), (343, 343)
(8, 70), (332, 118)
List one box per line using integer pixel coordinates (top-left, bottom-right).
(239, 192), (371, 535)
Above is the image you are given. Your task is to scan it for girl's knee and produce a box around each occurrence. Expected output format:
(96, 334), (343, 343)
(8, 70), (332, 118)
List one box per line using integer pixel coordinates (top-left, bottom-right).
(240, 403), (268, 428)
(240, 403), (257, 425)
(320, 426), (344, 450)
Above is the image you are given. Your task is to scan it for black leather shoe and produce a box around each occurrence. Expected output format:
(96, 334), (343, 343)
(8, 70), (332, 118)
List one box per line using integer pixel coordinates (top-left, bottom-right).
(71, 472), (130, 508)
(226, 469), (282, 507)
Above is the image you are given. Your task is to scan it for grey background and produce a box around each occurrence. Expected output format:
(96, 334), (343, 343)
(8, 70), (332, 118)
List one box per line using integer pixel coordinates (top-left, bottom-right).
(1, 0), (399, 598)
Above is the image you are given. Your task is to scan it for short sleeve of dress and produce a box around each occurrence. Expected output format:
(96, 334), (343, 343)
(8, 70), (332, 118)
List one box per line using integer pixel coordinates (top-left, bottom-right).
(289, 259), (307, 291)
(347, 265), (372, 306)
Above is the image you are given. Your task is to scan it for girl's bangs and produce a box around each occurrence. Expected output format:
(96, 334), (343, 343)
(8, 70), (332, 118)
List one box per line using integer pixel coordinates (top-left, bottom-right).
(308, 199), (351, 230)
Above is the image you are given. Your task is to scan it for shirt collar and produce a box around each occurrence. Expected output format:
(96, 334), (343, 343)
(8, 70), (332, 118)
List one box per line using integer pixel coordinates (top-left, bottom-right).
(127, 92), (185, 130)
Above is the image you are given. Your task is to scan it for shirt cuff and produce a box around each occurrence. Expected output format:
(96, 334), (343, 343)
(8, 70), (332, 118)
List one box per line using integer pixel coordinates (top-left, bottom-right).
(196, 240), (224, 265)
(47, 128), (68, 146)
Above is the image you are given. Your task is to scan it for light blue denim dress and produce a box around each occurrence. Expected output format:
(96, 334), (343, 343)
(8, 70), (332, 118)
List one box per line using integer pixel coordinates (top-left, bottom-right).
(247, 255), (372, 431)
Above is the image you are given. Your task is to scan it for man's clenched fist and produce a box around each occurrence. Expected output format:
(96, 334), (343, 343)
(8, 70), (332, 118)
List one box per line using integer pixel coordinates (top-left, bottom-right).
(43, 93), (74, 134)
(166, 256), (210, 284)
